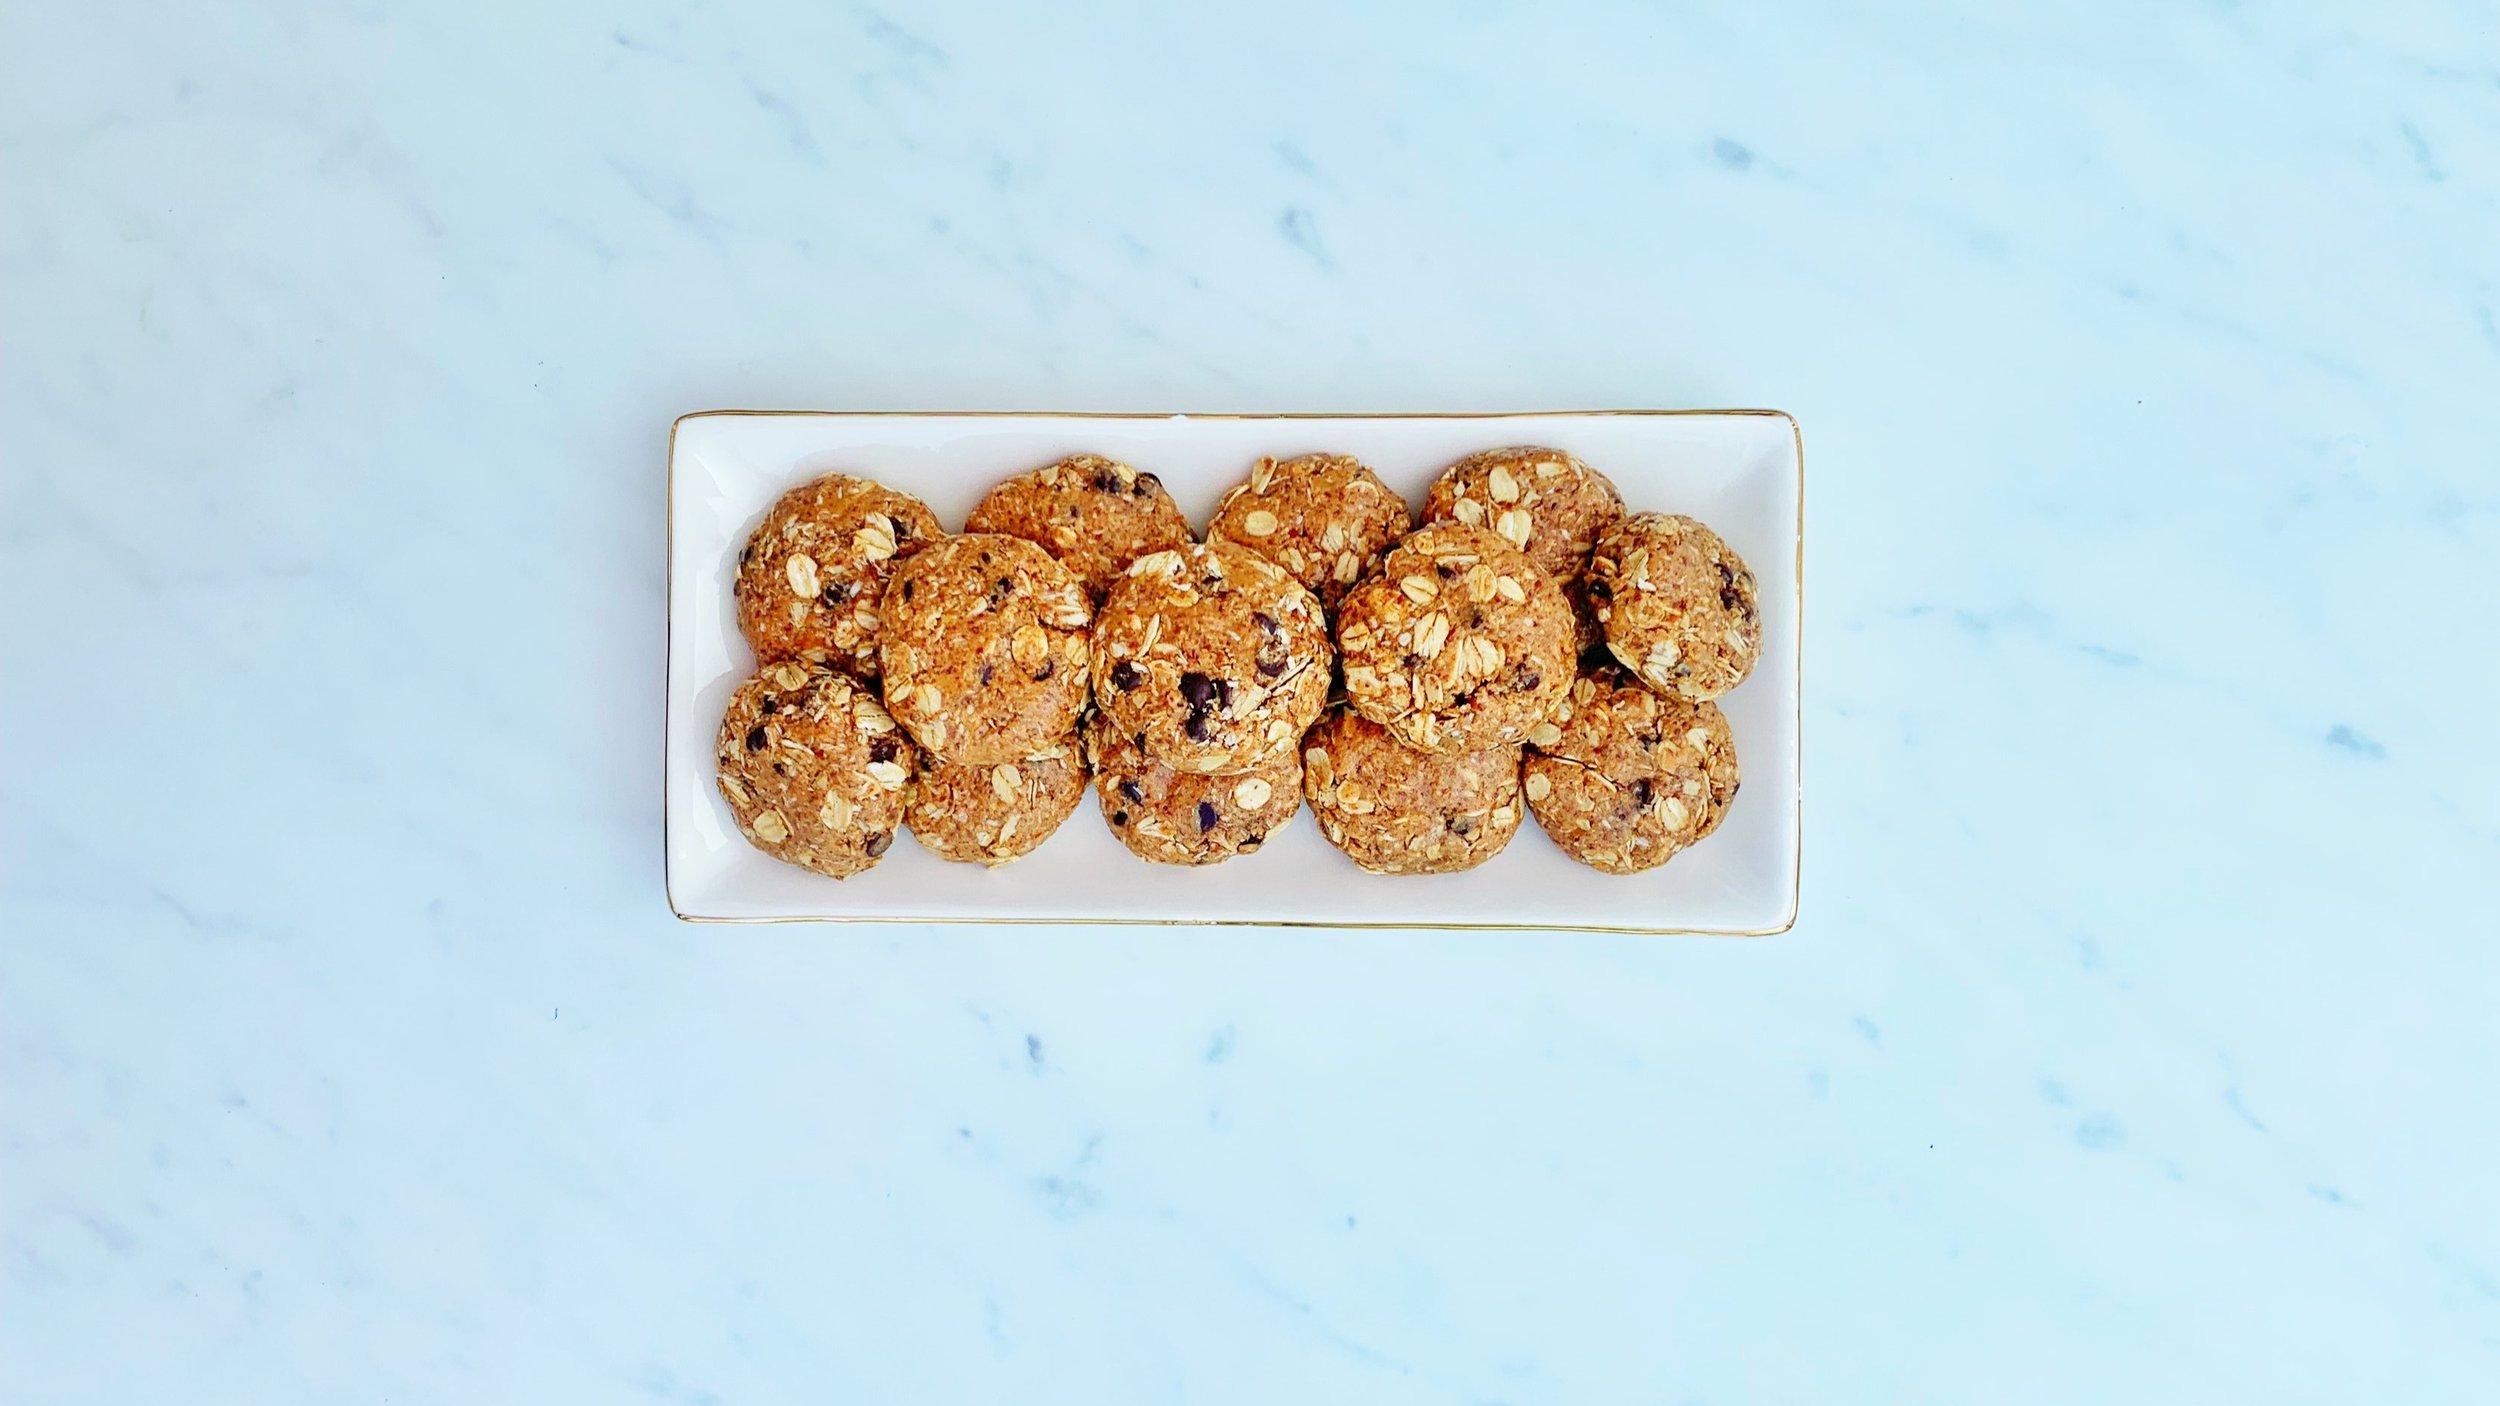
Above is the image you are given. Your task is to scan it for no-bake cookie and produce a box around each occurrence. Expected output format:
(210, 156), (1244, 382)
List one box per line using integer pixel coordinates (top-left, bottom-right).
(1086, 716), (1302, 865)
(1587, 512), (1762, 701)
(879, 534), (1093, 765)
(1422, 446), (1624, 585)
(1302, 709), (1524, 874)
(1524, 673), (1739, 874)
(1335, 523), (1574, 753)
(1091, 541), (1332, 774)
(715, 660), (917, 878)
(734, 472), (942, 678)
(963, 454), (1194, 603)
(905, 736), (1086, 867)
(1207, 453), (1413, 610)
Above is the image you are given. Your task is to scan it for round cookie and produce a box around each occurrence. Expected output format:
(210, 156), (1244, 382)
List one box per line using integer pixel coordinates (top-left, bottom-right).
(963, 454), (1194, 603)
(1335, 523), (1574, 753)
(1091, 542), (1331, 774)
(1207, 452), (1413, 609)
(1587, 513), (1762, 701)
(905, 735), (1086, 867)
(1302, 709), (1524, 875)
(1422, 446), (1625, 586)
(1524, 674), (1739, 875)
(879, 534), (1093, 766)
(715, 660), (917, 879)
(1086, 717), (1301, 866)
(735, 472), (943, 678)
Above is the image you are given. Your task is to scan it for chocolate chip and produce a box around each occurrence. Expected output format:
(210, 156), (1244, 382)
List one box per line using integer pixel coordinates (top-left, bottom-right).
(1512, 667), (1540, 694)
(1118, 779), (1144, 803)
(1256, 658), (1285, 679)
(1110, 661), (1145, 691)
(1111, 809), (1130, 826)
(989, 577), (1016, 606)
(772, 762), (789, 775)
(1196, 801), (1219, 832)
(1135, 472), (1161, 496)
(1450, 816), (1474, 835)
(894, 519), (914, 539)
(1632, 778), (1653, 808)
(902, 580), (916, 602)
(1452, 688), (1476, 709)
(740, 544), (755, 566)
(1717, 562), (1746, 612)
(1033, 659), (1055, 681)
(1252, 611), (1282, 639)
(1435, 562), (1459, 580)
(864, 831), (893, 857)
(1179, 672), (1218, 707)
(1093, 471), (1122, 493)
(759, 698), (778, 714)
(869, 736), (900, 764)
(746, 725), (769, 750)
(1184, 712), (1213, 742)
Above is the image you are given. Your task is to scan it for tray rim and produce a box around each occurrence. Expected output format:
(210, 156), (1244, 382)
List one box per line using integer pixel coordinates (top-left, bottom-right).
(664, 407), (1803, 935)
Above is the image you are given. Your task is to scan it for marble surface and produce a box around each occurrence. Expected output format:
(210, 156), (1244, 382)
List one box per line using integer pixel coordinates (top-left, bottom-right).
(4, 0), (2496, 1399)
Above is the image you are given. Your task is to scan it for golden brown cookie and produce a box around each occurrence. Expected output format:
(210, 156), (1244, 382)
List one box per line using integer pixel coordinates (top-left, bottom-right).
(1524, 674), (1739, 875)
(1301, 709), (1523, 874)
(715, 660), (917, 878)
(904, 735), (1086, 867)
(879, 534), (1093, 765)
(734, 472), (943, 678)
(1335, 524), (1574, 753)
(1422, 447), (1624, 586)
(963, 455), (1194, 603)
(1588, 513), (1762, 701)
(1206, 453), (1413, 610)
(1085, 716), (1301, 865)
(1091, 542), (1332, 774)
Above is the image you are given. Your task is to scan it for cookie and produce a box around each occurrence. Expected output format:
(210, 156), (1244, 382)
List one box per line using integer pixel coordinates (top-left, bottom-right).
(1207, 452), (1413, 609)
(1524, 674), (1739, 875)
(1422, 446), (1625, 586)
(715, 660), (917, 878)
(1335, 523), (1574, 753)
(963, 454), (1194, 603)
(1301, 709), (1523, 874)
(734, 472), (943, 678)
(1085, 716), (1302, 865)
(1587, 513), (1762, 700)
(1091, 542), (1332, 774)
(905, 735), (1086, 867)
(879, 533), (1093, 766)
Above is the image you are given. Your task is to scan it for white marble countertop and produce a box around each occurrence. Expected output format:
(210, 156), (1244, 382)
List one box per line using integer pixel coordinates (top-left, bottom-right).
(6, 2), (2496, 1400)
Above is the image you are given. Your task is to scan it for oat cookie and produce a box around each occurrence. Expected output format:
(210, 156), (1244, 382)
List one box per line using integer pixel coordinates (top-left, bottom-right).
(1301, 709), (1523, 874)
(1207, 453), (1413, 609)
(1085, 716), (1301, 866)
(1091, 541), (1331, 774)
(1524, 674), (1739, 875)
(964, 454), (1194, 603)
(1422, 447), (1624, 585)
(715, 661), (917, 878)
(735, 472), (942, 678)
(1336, 523), (1574, 753)
(905, 735), (1086, 867)
(879, 534), (1093, 765)
(1588, 513), (1761, 701)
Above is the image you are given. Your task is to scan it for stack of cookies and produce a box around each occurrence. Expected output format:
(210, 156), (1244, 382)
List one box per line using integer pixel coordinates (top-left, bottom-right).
(713, 447), (1762, 881)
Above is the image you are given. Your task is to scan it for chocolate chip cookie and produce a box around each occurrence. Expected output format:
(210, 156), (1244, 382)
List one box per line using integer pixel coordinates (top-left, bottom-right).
(1588, 512), (1762, 701)
(905, 736), (1086, 867)
(1301, 708), (1524, 874)
(1335, 523), (1573, 752)
(1086, 715), (1302, 865)
(1091, 541), (1331, 774)
(879, 534), (1093, 765)
(963, 454), (1194, 603)
(716, 660), (917, 878)
(1524, 673), (1739, 874)
(1422, 446), (1624, 585)
(734, 472), (942, 678)
(1206, 452), (1413, 609)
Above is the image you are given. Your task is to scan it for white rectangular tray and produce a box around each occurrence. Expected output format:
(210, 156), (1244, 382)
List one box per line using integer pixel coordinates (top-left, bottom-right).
(666, 411), (1800, 932)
